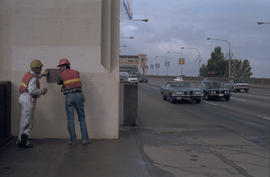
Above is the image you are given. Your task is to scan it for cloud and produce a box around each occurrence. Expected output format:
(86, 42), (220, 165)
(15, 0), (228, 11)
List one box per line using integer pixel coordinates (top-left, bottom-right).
(120, 0), (270, 77)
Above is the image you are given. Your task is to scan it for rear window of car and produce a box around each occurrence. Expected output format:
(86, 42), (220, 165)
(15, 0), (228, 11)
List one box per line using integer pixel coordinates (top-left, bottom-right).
(170, 81), (194, 88)
(234, 80), (247, 83)
(206, 82), (222, 88)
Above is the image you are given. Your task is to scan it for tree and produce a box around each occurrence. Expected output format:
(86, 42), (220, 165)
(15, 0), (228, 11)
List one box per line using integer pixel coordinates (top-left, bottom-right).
(200, 64), (208, 77)
(200, 46), (226, 77)
(200, 47), (253, 78)
(240, 59), (252, 78)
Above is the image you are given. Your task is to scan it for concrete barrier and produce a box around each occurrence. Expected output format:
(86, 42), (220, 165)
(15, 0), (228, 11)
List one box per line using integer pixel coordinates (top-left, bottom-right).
(147, 75), (270, 89)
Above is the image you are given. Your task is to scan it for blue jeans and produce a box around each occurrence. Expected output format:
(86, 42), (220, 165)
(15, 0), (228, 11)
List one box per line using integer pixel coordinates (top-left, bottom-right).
(65, 92), (89, 142)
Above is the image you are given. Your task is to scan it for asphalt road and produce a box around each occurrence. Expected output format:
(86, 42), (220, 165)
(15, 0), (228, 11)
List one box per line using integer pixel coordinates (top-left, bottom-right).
(135, 80), (270, 177)
(138, 81), (270, 148)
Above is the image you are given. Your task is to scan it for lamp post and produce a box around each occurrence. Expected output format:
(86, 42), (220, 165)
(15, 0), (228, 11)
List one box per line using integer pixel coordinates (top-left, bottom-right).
(180, 47), (201, 76)
(206, 37), (231, 78)
(257, 21), (270, 25)
(167, 51), (184, 76)
(121, 19), (149, 23)
(120, 36), (135, 39)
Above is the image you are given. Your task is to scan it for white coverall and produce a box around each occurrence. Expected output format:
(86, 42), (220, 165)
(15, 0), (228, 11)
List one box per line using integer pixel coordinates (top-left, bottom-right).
(17, 70), (45, 143)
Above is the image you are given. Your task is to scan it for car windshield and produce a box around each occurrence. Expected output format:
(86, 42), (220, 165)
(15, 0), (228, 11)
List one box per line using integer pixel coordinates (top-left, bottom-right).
(234, 80), (247, 83)
(170, 81), (194, 88)
(206, 82), (222, 88)
(129, 75), (137, 78)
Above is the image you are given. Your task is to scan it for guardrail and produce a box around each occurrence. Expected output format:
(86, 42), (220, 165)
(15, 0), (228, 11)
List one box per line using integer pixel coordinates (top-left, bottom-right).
(0, 81), (11, 146)
(147, 76), (270, 88)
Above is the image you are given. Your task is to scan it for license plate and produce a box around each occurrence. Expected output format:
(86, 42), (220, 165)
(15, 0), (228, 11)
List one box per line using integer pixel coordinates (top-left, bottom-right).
(176, 97), (182, 100)
(219, 94), (224, 97)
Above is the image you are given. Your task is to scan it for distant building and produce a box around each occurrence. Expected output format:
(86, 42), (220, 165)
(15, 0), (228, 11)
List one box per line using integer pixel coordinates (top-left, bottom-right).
(119, 54), (148, 75)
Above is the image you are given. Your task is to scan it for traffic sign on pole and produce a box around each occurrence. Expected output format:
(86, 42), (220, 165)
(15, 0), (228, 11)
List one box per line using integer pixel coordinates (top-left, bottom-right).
(178, 58), (185, 65)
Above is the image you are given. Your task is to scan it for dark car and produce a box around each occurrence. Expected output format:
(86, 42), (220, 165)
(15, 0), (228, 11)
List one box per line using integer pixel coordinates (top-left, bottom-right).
(160, 81), (202, 104)
(139, 76), (148, 83)
(201, 80), (230, 101)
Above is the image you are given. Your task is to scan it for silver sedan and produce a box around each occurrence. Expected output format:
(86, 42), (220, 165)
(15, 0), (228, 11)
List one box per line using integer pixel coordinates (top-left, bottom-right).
(160, 81), (202, 104)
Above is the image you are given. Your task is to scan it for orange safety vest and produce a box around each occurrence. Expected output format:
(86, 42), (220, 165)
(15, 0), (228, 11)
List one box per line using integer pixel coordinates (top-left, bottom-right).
(61, 69), (82, 90)
(19, 71), (40, 93)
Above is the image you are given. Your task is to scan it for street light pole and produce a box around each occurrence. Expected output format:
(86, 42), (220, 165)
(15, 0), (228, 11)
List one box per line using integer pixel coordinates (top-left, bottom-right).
(167, 51), (184, 76)
(120, 19), (149, 23)
(180, 47), (201, 76)
(206, 37), (232, 78)
(120, 36), (135, 39)
(257, 21), (270, 25)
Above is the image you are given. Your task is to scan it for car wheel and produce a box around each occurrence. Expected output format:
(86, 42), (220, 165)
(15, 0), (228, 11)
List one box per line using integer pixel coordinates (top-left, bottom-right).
(163, 95), (167, 100)
(202, 92), (206, 100)
(225, 96), (230, 101)
(245, 89), (248, 93)
(195, 99), (201, 104)
(205, 95), (210, 100)
(170, 96), (175, 104)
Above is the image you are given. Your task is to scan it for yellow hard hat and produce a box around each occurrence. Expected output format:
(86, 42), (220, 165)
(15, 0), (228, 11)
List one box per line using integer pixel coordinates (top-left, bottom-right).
(30, 59), (43, 68)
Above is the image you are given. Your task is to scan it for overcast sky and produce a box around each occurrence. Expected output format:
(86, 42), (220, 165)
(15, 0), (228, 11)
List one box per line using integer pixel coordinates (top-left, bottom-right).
(120, 0), (270, 78)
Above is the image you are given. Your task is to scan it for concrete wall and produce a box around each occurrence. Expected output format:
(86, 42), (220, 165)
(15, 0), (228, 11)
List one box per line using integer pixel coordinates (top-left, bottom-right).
(0, 0), (120, 139)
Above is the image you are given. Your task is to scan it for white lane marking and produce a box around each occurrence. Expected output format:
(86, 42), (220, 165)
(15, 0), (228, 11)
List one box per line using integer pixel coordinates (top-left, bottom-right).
(256, 115), (270, 121)
(204, 101), (218, 106)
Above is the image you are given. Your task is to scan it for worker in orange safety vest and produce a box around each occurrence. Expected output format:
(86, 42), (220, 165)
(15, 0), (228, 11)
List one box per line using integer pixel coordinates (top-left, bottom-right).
(17, 59), (48, 148)
(57, 58), (90, 145)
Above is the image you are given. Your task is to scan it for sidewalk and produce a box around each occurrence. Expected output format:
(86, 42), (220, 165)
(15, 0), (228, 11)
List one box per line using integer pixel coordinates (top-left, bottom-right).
(0, 127), (269, 177)
(0, 128), (151, 177)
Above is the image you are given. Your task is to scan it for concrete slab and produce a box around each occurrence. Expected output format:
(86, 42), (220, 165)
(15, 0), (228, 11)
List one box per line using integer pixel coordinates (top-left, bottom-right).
(1, 127), (269, 177)
(0, 129), (151, 177)
(139, 127), (270, 177)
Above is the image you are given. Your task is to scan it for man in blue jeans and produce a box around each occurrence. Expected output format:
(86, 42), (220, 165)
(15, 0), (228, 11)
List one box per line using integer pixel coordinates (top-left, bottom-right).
(57, 58), (90, 145)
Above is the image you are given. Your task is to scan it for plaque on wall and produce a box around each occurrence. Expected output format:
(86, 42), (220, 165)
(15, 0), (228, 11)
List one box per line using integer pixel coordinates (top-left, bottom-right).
(46, 69), (59, 83)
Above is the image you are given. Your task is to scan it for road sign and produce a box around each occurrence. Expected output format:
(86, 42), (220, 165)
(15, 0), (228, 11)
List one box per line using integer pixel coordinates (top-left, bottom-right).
(178, 58), (185, 65)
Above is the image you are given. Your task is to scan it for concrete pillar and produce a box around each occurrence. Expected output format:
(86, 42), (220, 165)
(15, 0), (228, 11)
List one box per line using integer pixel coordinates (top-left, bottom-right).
(0, 0), (12, 81)
(0, 0), (120, 139)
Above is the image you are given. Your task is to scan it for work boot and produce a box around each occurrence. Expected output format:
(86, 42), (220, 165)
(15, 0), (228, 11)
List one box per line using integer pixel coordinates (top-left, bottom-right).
(20, 134), (34, 148)
(82, 140), (91, 145)
(69, 141), (76, 145)
(21, 133), (28, 147)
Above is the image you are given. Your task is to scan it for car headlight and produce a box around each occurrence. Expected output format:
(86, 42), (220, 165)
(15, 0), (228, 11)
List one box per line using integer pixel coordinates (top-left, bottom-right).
(175, 91), (183, 95)
(194, 91), (201, 95)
